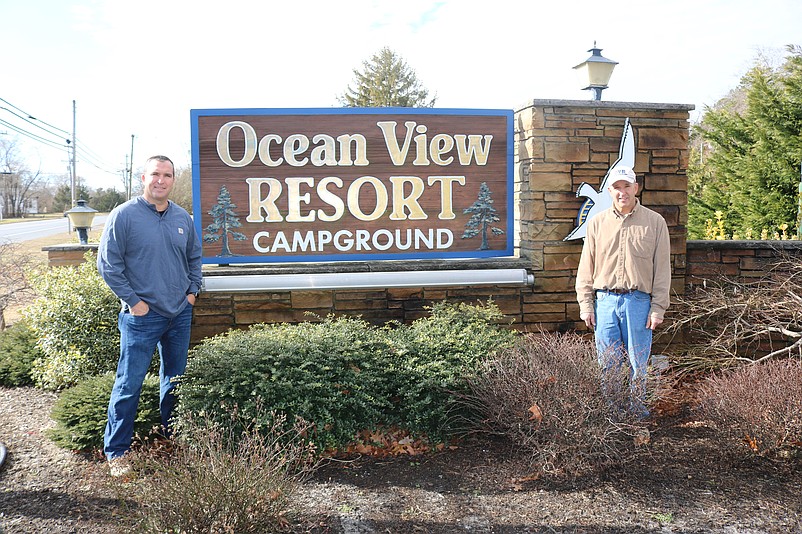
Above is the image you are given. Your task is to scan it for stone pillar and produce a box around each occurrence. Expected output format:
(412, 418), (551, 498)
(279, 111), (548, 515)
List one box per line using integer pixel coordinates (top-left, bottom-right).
(514, 100), (693, 330)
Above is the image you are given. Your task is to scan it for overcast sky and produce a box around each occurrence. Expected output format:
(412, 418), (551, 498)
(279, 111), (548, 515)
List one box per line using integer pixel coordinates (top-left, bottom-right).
(2, 0), (800, 189)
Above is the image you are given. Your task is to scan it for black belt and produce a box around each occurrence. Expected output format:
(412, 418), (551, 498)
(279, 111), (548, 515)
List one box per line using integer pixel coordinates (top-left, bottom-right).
(600, 288), (636, 294)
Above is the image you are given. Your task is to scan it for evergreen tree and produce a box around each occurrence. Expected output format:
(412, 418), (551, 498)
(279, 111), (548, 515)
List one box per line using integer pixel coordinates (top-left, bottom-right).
(462, 182), (505, 250)
(339, 47), (436, 108)
(52, 184), (92, 213)
(90, 188), (126, 212)
(203, 186), (246, 256)
(690, 45), (802, 238)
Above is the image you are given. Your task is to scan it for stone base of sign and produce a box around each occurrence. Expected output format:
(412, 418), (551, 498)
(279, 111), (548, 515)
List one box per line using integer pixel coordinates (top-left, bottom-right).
(42, 100), (710, 347)
(42, 244), (99, 267)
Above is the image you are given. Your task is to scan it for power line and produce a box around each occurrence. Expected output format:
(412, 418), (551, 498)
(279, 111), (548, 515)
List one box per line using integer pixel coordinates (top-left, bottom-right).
(0, 105), (70, 146)
(71, 141), (121, 174)
(73, 135), (112, 164)
(0, 96), (123, 174)
(77, 154), (119, 174)
(0, 118), (70, 153)
(0, 97), (70, 137)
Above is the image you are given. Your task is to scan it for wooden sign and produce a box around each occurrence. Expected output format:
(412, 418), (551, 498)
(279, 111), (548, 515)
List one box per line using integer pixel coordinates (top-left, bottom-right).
(191, 108), (513, 264)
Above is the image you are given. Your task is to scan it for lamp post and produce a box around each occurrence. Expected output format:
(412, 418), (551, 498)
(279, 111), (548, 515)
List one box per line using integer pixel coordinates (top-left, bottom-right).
(64, 199), (98, 245)
(573, 41), (618, 101)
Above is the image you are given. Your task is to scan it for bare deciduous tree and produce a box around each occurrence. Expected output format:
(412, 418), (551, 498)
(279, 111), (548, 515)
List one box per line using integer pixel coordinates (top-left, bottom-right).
(0, 241), (36, 330)
(659, 255), (802, 375)
(170, 164), (194, 214)
(0, 137), (45, 218)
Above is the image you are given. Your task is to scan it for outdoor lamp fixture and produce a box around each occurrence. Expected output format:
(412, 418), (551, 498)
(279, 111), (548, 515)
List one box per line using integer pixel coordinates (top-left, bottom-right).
(65, 199), (98, 245)
(573, 41), (618, 101)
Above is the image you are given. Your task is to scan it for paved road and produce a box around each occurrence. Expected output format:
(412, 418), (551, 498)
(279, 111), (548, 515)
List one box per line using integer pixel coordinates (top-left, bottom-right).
(0, 215), (107, 244)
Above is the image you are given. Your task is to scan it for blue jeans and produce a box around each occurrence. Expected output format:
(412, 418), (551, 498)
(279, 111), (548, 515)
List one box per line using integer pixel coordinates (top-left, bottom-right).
(594, 290), (652, 418)
(104, 304), (193, 460)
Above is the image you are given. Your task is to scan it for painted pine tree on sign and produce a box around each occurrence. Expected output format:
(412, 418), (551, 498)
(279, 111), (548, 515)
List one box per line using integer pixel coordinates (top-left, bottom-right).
(203, 185), (246, 257)
(462, 182), (504, 250)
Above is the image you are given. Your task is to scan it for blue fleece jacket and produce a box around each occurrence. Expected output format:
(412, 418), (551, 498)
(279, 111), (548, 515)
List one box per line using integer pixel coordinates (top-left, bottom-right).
(97, 196), (203, 318)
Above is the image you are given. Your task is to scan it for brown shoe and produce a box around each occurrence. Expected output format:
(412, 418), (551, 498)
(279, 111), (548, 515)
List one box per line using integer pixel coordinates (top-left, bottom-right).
(108, 457), (132, 477)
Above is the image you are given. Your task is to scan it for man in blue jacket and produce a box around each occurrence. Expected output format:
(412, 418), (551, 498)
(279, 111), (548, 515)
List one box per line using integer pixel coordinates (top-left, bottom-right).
(97, 155), (202, 476)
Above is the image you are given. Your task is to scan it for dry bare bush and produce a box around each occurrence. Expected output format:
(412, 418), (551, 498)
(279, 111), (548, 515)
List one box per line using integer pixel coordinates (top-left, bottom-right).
(661, 256), (802, 375)
(461, 332), (654, 478)
(697, 358), (802, 458)
(124, 410), (319, 533)
(0, 241), (36, 330)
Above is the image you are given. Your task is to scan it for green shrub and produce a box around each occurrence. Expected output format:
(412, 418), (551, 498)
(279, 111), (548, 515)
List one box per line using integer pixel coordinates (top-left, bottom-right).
(0, 320), (43, 387)
(177, 301), (517, 451)
(697, 358), (802, 458)
(126, 410), (317, 533)
(24, 253), (121, 390)
(177, 315), (396, 451)
(385, 301), (517, 438)
(462, 331), (643, 477)
(48, 372), (161, 451)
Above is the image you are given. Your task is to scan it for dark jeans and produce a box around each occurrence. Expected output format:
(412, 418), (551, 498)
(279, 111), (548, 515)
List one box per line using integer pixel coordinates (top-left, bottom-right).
(104, 304), (193, 460)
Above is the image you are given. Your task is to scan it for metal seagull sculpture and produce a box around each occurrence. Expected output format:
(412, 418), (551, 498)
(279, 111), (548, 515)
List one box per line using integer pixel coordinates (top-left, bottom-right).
(564, 118), (635, 241)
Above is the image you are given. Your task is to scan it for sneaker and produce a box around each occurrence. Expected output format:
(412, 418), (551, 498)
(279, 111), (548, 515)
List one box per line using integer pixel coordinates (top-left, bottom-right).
(108, 457), (132, 477)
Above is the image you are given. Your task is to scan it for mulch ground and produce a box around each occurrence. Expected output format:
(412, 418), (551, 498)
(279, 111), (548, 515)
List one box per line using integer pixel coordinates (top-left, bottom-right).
(1, 385), (800, 533)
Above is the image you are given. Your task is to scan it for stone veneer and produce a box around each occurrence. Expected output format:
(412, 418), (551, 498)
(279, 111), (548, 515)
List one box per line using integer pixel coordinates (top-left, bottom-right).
(514, 100), (691, 330)
(41, 244), (98, 268)
(45, 100), (696, 344)
(686, 240), (802, 284)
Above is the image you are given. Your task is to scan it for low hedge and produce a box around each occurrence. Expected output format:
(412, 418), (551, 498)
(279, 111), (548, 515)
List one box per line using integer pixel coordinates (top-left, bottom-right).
(176, 301), (517, 451)
(48, 372), (162, 451)
(176, 315), (395, 451)
(0, 320), (43, 387)
(46, 301), (517, 454)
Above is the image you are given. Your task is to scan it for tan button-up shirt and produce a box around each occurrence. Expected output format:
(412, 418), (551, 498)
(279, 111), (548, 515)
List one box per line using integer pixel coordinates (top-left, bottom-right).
(576, 200), (672, 319)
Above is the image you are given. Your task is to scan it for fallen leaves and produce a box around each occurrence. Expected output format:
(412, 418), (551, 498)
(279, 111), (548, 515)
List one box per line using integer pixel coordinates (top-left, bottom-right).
(341, 427), (451, 457)
(633, 428), (651, 447)
(510, 472), (541, 491)
(528, 404), (543, 424)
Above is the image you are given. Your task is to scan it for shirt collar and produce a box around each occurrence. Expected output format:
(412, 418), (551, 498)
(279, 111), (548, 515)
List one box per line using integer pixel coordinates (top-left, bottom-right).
(137, 196), (171, 213)
(613, 198), (641, 219)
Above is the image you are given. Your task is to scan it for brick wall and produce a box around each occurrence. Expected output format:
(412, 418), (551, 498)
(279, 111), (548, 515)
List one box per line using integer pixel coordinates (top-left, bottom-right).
(686, 240), (802, 285)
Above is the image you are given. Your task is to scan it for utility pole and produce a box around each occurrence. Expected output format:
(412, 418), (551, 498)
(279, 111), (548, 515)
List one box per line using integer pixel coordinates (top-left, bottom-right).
(123, 155), (129, 199)
(128, 134), (135, 199)
(0, 132), (6, 220)
(71, 100), (77, 209)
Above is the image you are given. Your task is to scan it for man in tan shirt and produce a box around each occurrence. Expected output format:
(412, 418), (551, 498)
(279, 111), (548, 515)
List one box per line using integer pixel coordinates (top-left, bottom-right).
(575, 166), (671, 419)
